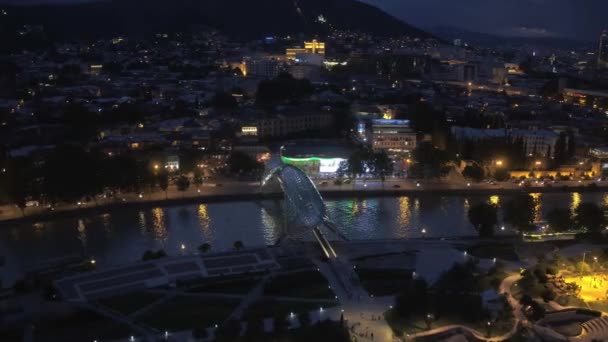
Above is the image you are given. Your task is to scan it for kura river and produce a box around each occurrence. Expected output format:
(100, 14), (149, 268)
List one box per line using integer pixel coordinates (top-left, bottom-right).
(0, 192), (606, 271)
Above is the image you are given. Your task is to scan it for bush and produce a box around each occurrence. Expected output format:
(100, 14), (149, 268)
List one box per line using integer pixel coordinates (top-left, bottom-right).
(541, 288), (556, 302)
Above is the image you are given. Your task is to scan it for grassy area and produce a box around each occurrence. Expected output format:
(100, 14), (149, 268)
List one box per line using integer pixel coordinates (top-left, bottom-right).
(138, 296), (239, 331)
(187, 277), (259, 295)
(464, 243), (519, 261)
(385, 309), (514, 338)
(97, 292), (163, 315)
(264, 271), (335, 299)
(355, 268), (413, 296)
(33, 310), (133, 341)
(244, 299), (338, 320)
(588, 300), (608, 313)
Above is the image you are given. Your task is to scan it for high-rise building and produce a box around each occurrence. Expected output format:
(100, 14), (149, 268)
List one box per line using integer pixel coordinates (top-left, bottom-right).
(246, 57), (283, 79)
(598, 29), (608, 69)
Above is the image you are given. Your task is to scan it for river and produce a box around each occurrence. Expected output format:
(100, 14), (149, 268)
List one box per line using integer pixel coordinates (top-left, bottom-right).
(0, 192), (605, 272)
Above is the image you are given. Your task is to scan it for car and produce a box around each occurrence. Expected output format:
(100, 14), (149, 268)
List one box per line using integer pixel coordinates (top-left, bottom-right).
(393, 184), (401, 188)
(320, 181), (329, 186)
(343, 179), (352, 184)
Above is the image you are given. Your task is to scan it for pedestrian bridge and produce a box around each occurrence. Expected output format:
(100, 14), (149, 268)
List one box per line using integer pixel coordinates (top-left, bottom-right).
(262, 164), (340, 257)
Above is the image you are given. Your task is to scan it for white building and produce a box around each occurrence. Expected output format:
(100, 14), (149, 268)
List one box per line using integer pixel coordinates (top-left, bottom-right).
(371, 119), (417, 154)
(451, 127), (559, 157)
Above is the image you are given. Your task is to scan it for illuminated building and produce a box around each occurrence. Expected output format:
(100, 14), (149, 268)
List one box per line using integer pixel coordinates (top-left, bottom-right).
(240, 126), (258, 137)
(598, 29), (608, 69)
(286, 39), (326, 60)
(280, 142), (352, 176)
(165, 155), (180, 171)
(304, 40), (325, 55)
(371, 119), (417, 154)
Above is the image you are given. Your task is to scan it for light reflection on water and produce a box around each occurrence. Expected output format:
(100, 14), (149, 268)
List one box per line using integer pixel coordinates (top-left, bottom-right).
(1, 192), (607, 268)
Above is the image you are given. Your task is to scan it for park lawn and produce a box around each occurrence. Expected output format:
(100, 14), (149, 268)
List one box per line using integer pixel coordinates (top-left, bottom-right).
(264, 271), (335, 299)
(464, 243), (519, 262)
(33, 309), (133, 341)
(97, 291), (164, 315)
(138, 296), (239, 331)
(187, 277), (259, 295)
(385, 309), (514, 338)
(244, 299), (338, 320)
(355, 268), (413, 296)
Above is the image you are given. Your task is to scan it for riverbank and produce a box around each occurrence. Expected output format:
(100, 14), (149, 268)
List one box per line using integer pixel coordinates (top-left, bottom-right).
(0, 179), (605, 227)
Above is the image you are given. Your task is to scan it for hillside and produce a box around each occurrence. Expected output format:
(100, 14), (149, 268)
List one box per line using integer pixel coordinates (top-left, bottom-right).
(1, 0), (431, 40)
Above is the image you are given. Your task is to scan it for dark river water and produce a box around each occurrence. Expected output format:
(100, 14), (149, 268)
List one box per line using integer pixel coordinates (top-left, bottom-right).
(0, 192), (605, 271)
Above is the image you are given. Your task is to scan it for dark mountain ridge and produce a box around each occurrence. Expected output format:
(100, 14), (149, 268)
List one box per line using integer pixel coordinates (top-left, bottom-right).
(1, 0), (432, 40)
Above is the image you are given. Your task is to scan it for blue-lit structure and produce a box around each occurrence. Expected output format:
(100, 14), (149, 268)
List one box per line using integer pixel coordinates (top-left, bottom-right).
(262, 164), (344, 257)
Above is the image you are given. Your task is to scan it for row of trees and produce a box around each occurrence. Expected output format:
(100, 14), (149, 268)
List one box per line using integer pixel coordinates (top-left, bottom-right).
(394, 260), (511, 333)
(0, 146), (260, 211)
(337, 149), (393, 185)
(467, 194), (606, 237)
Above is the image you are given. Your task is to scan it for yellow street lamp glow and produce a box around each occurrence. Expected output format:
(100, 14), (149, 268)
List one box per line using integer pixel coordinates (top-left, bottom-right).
(495, 160), (503, 166)
(535, 161), (542, 166)
(154, 164), (159, 170)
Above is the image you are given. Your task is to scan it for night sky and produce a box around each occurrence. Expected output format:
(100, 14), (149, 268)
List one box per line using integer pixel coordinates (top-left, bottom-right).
(1, 0), (606, 40)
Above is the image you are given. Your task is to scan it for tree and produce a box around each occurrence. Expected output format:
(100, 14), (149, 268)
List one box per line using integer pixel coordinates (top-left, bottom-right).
(545, 208), (574, 232)
(176, 175), (190, 196)
(198, 243), (211, 253)
(395, 279), (429, 318)
(554, 132), (567, 166)
(412, 142), (451, 179)
(234, 240), (244, 251)
(193, 172), (204, 189)
(575, 202), (605, 232)
(494, 168), (510, 182)
(503, 194), (536, 232)
(227, 151), (263, 177)
(42, 145), (104, 204)
(370, 151), (393, 188)
(468, 203), (498, 237)
(462, 164), (485, 182)
(340, 150), (366, 179)
(575, 261), (591, 275)
(157, 172), (169, 199)
(566, 130), (576, 159)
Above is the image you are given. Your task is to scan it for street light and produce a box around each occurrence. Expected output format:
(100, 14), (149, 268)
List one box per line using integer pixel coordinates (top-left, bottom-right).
(495, 160), (503, 167)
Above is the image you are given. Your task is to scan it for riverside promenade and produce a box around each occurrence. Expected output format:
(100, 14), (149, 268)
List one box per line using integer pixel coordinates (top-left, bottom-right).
(0, 178), (604, 225)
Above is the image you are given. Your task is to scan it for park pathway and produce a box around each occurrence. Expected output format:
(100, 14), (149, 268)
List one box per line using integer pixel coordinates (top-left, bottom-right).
(314, 257), (396, 341)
